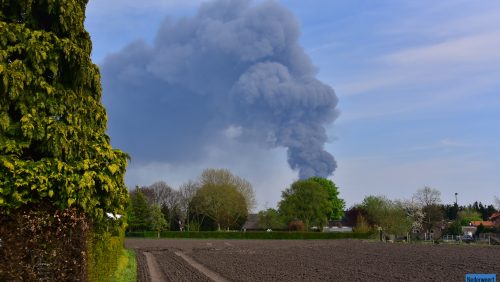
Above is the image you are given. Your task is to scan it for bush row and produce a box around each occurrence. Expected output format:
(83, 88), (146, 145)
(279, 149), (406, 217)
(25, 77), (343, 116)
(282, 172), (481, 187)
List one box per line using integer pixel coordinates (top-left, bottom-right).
(126, 231), (373, 240)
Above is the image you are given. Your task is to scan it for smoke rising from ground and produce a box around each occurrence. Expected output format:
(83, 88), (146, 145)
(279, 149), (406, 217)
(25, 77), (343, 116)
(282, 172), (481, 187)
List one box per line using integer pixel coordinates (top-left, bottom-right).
(102, 0), (339, 178)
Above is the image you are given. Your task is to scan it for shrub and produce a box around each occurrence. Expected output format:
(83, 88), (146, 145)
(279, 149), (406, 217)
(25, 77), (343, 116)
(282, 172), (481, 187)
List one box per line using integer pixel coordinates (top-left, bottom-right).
(288, 219), (305, 231)
(353, 214), (371, 233)
(444, 220), (462, 235)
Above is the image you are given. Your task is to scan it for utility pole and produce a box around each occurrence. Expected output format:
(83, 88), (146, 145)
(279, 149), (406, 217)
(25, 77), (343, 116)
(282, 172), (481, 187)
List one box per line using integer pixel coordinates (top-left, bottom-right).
(455, 193), (458, 205)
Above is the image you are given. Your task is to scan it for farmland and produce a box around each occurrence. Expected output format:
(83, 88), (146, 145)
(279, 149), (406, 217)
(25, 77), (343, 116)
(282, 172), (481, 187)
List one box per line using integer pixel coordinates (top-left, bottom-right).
(126, 238), (500, 281)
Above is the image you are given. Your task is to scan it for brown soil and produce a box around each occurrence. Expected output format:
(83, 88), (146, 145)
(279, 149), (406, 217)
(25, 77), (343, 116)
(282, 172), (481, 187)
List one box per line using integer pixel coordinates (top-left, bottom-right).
(132, 243), (212, 282)
(126, 239), (500, 282)
(135, 251), (150, 282)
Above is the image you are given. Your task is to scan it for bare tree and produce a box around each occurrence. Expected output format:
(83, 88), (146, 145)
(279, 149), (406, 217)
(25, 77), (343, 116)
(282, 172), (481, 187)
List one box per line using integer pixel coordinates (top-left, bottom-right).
(149, 181), (173, 206)
(413, 186), (441, 207)
(494, 196), (500, 211)
(179, 181), (200, 231)
(145, 181), (183, 230)
(412, 187), (442, 234)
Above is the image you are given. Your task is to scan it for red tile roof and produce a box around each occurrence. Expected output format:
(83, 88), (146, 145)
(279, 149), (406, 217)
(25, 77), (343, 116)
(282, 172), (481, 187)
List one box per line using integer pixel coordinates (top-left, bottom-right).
(489, 212), (500, 220)
(470, 221), (495, 228)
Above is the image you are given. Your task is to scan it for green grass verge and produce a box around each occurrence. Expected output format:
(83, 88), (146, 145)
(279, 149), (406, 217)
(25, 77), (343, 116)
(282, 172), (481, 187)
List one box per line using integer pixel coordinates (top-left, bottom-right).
(110, 249), (136, 282)
(126, 231), (373, 240)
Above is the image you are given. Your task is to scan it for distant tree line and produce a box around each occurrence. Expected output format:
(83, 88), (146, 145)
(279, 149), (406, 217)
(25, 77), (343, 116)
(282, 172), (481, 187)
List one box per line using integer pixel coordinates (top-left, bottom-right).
(126, 171), (346, 233)
(127, 172), (498, 237)
(126, 168), (255, 233)
(343, 187), (500, 238)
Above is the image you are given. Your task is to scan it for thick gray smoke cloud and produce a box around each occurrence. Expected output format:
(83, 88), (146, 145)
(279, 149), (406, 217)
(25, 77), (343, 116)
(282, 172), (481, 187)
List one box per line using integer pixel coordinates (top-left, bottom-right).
(102, 0), (339, 179)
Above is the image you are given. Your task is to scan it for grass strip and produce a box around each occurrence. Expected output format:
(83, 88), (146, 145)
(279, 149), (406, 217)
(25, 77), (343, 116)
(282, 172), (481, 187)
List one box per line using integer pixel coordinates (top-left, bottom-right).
(110, 249), (137, 282)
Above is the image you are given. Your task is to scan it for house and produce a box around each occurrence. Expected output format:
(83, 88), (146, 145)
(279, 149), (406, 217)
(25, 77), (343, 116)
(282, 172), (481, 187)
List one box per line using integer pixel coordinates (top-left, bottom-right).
(469, 221), (495, 228)
(413, 221), (448, 240)
(489, 212), (500, 223)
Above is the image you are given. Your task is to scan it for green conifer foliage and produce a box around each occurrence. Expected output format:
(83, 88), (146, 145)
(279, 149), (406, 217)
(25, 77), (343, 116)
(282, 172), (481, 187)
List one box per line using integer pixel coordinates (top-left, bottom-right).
(0, 0), (128, 220)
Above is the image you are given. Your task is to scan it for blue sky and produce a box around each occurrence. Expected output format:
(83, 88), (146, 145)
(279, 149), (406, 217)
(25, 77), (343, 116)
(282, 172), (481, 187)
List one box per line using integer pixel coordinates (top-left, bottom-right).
(85, 0), (500, 209)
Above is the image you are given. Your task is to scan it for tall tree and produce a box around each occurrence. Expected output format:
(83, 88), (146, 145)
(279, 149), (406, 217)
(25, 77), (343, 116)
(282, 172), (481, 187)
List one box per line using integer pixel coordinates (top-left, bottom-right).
(145, 181), (181, 229)
(199, 168), (256, 212)
(149, 205), (168, 237)
(360, 196), (413, 236)
(258, 208), (285, 230)
(413, 187), (441, 207)
(148, 181), (174, 206)
(359, 195), (388, 226)
(485, 204), (497, 220)
(0, 0), (128, 220)
(190, 183), (248, 231)
(127, 190), (151, 232)
(278, 179), (331, 230)
(137, 186), (155, 206)
(179, 180), (200, 231)
(412, 187), (442, 232)
(443, 203), (459, 220)
(307, 177), (345, 220)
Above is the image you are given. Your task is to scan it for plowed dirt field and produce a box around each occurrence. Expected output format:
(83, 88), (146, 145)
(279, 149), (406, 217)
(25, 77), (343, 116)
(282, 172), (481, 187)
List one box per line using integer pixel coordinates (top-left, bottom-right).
(125, 238), (500, 282)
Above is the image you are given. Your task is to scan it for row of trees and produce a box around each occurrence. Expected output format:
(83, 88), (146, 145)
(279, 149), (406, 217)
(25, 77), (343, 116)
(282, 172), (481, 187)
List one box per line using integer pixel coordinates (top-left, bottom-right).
(344, 187), (500, 237)
(127, 174), (498, 237)
(127, 168), (255, 233)
(127, 171), (346, 233)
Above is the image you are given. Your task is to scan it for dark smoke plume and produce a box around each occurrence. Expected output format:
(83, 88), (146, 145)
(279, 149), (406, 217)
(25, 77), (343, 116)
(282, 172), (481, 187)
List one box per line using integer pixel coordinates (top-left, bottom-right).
(102, 0), (339, 178)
